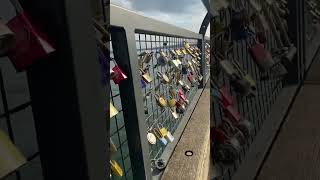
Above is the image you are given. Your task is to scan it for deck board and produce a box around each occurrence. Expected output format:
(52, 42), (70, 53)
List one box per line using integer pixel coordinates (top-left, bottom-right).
(257, 84), (320, 180)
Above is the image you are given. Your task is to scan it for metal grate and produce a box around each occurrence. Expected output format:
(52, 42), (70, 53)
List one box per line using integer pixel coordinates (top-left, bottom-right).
(135, 33), (201, 161)
(0, 60), (42, 180)
(109, 43), (134, 180)
(211, 0), (288, 178)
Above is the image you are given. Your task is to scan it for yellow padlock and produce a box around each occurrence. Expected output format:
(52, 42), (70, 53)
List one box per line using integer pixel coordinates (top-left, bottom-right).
(184, 42), (191, 49)
(168, 98), (177, 108)
(0, 130), (26, 179)
(110, 103), (119, 119)
(110, 160), (123, 177)
(159, 128), (168, 137)
(181, 48), (188, 55)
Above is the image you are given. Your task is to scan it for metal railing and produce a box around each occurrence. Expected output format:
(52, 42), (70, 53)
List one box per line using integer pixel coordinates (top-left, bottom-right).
(210, 0), (306, 179)
(109, 4), (209, 180)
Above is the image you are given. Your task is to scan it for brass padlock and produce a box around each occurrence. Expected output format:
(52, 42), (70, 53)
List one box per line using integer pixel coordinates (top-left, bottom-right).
(184, 41), (191, 49)
(154, 94), (167, 107)
(110, 160), (123, 177)
(175, 49), (183, 56)
(170, 59), (182, 68)
(0, 18), (15, 57)
(140, 68), (153, 83)
(157, 72), (170, 84)
(0, 130), (26, 179)
(139, 51), (153, 66)
(110, 103), (119, 119)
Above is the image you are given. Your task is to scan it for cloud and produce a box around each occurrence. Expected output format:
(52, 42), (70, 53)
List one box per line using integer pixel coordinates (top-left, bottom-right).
(110, 0), (210, 36)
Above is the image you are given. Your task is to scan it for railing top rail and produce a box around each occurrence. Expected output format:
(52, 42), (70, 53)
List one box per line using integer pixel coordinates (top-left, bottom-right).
(110, 4), (203, 39)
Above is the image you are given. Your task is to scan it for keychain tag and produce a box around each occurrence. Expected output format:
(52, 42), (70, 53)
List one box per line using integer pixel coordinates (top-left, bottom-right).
(110, 160), (123, 177)
(110, 103), (119, 119)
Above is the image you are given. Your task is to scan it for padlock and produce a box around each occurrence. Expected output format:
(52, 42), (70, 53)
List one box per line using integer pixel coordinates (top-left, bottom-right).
(178, 89), (189, 104)
(141, 79), (147, 88)
(0, 18), (15, 57)
(181, 84), (191, 93)
(220, 86), (233, 107)
(170, 109), (179, 119)
(153, 128), (168, 146)
(215, 141), (240, 163)
(169, 85), (177, 97)
(0, 130), (26, 179)
(159, 125), (174, 142)
(111, 65), (127, 84)
(220, 60), (239, 80)
(224, 105), (241, 123)
(140, 68), (153, 83)
(151, 158), (167, 171)
(175, 49), (183, 57)
(6, 2), (55, 71)
(221, 118), (246, 145)
(110, 103), (119, 119)
(184, 41), (191, 49)
(139, 51), (153, 66)
(249, 41), (275, 71)
(181, 62), (189, 75)
(170, 59), (182, 69)
(147, 132), (157, 145)
(157, 72), (170, 84)
(188, 74), (197, 85)
(181, 48), (188, 55)
(176, 99), (186, 114)
(110, 138), (117, 153)
(154, 94), (167, 108)
(110, 160), (123, 177)
(237, 119), (253, 139)
(168, 98), (177, 109)
(157, 51), (169, 66)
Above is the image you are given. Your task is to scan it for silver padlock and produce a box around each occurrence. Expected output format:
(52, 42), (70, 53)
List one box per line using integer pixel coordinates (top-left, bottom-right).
(151, 158), (167, 171)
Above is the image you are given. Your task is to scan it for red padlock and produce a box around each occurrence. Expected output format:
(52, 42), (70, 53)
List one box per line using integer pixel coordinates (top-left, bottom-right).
(249, 41), (275, 71)
(6, 1), (55, 71)
(111, 65), (127, 84)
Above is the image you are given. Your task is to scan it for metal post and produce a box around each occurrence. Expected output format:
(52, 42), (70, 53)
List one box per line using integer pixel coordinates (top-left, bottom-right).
(24, 0), (108, 179)
(285, 0), (302, 84)
(110, 27), (152, 180)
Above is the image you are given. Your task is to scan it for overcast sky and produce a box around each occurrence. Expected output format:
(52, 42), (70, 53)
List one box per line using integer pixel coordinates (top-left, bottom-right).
(110, 0), (210, 36)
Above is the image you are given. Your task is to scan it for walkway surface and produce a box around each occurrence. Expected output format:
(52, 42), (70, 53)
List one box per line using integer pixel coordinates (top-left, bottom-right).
(257, 57), (320, 180)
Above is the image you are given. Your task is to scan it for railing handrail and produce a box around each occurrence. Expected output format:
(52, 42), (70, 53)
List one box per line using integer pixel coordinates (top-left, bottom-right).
(110, 4), (203, 39)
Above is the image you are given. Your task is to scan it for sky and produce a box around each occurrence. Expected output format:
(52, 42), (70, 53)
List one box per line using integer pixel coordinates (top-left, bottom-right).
(110, 0), (210, 36)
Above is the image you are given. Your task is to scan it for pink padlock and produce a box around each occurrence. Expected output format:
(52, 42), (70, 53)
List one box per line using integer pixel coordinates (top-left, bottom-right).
(111, 65), (127, 84)
(6, 2), (55, 71)
(178, 89), (189, 104)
